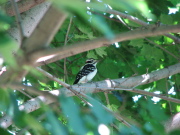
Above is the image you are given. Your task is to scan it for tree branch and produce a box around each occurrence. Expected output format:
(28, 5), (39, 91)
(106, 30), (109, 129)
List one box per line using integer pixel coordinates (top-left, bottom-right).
(112, 12), (180, 61)
(104, 8), (180, 43)
(8, 1), (51, 44)
(0, 62), (179, 128)
(10, 0), (25, 44)
(145, 38), (179, 60)
(34, 24), (180, 65)
(36, 67), (92, 106)
(2, 0), (45, 16)
(0, 5), (67, 84)
(21, 5), (67, 53)
(64, 17), (73, 83)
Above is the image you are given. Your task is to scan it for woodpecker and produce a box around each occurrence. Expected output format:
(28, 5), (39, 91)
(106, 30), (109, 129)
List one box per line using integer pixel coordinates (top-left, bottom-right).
(73, 58), (99, 84)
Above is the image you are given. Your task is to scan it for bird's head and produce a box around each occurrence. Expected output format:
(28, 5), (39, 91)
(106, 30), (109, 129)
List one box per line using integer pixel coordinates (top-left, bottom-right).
(86, 58), (99, 65)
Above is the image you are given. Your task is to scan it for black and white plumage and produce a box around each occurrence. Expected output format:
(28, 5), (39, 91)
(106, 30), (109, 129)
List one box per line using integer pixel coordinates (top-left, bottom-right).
(73, 58), (99, 84)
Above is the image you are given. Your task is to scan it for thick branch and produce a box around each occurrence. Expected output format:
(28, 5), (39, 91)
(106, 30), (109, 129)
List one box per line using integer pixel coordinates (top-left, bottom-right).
(22, 5), (67, 53)
(0, 5), (67, 84)
(0, 62), (180, 128)
(10, 0), (25, 44)
(8, 1), (51, 44)
(2, 0), (45, 16)
(105, 9), (180, 43)
(34, 24), (180, 65)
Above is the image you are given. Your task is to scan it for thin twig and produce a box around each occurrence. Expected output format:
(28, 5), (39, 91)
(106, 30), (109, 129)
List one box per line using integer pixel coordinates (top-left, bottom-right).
(111, 123), (120, 131)
(115, 14), (179, 61)
(80, 93), (132, 127)
(10, 0), (24, 45)
(64, 17), (73, 83)
(36, 67), (92, 106)
(104, 93), (110, 105)
(145, 38), (179, 60)
(104, 9), (180, 43)
(15, 89), (33, 99)
(9, 83), (59, 103)
(73, 86), (180, 104)
(35, 68), (135, 128)
(165, 78), (173, 115)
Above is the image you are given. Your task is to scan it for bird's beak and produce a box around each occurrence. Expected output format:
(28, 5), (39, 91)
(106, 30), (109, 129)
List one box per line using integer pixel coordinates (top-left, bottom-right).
(96, 60), (101, 63)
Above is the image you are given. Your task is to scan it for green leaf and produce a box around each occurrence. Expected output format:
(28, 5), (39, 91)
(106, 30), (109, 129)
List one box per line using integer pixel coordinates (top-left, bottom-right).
(98, 58), (119, 79)
(95, 47), (107, 57)
(163, 36), (173, 44)
(0, 35), (18, 67)
(24, 114), (46, 134)
(76, 22), (92, 34)
(90, 98), (114, 124)
(141, 45), (164, 62)
(160, 14), (173, 25)
(91, 14), (114, 39)
(174, 74), (180, 89)
(0, 89), (10, 111)
(154, 79), (170, 92)
(167, 0), (179, 6)
(147, 100), (168, 121)
(74, 34), (88, 39)
(0, 12), (13, 31)
(45, 109), (67, 135)
(60, 96), (87, 135)
(129, 39), (144, 48)
(87, 51), (98, 59)
(53, 1), (114, 39)
(87, 32), (95, 40)
(107, 104), (119, 112)
(72, 66), (80, 75)
(0, 128), (12, 135)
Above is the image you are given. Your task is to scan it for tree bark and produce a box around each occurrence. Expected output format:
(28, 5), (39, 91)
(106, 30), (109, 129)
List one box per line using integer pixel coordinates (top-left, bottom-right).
(0, 62), (180, 128)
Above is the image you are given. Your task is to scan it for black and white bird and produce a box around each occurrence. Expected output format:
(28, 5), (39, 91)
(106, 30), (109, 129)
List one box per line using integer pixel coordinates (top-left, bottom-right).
(73, 58), (99, 84)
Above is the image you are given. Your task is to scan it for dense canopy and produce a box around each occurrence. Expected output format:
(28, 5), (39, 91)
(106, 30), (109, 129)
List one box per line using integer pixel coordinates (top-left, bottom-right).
(0, 0), (180, 134)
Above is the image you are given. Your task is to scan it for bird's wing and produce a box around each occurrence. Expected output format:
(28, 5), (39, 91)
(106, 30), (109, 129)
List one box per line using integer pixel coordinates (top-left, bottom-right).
(73, 64), (95, 84)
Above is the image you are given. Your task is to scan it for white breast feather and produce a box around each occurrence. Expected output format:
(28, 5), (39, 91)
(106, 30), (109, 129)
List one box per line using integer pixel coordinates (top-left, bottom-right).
(78, 69), (97, 83)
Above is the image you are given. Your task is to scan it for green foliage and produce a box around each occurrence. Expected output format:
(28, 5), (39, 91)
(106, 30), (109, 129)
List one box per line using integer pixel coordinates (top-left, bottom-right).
(160, 14), (173, 25)
(167, 0), (180, 6)
(129, 39), (144, 48)
(0, 35), (17, 67)
(44, 109), (67, 135)
(0, 89), (10, 112)
(0, 10), (13, 31)
(98, 58), (119, 79)
(141, 44), (164, 62)
(1, 0), (180, 134)
(60, 95), (87, 134)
